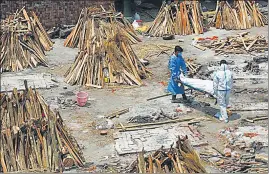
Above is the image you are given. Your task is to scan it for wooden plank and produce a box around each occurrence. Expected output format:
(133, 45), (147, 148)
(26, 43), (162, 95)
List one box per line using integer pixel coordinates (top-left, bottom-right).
(193, 44), (207, 51)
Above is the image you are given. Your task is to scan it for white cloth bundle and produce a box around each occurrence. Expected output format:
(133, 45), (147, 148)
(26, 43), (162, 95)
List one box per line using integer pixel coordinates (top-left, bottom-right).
(180, 74), (216, 97)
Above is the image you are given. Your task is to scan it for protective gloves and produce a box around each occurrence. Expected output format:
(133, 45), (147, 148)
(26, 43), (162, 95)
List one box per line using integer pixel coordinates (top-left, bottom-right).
(213, 90), (218, 96)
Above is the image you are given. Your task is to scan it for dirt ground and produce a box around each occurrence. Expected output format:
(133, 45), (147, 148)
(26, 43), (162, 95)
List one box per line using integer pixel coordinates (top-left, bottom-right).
(15, 25), (268, 172)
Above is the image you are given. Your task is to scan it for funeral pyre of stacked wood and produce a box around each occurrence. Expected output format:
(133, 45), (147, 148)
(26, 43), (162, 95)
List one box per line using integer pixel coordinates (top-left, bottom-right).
(0, 8), (53, 72)
(127, 136), (206, 173)
(0, 81), (84, 172)
(64, 6), (141, 48)
(147, 1), (204, 37)
(210, 0), (268, 30)
(64, 7), (149, 88)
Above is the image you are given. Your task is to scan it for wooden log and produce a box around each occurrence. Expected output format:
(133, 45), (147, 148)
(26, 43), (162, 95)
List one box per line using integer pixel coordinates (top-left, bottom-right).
(118, 126), (162, 132)
(148, 155), (153, 173)
(138, 151), (146, 173)
(116, 118), (194, 130)
(63, 154), (75, 168)
(246, 38), (258, 51)
(105, 108), (129, 119)
(147, 93), (172, 101)
(193, 44), (207, 51)
(85, 84), (102, 89)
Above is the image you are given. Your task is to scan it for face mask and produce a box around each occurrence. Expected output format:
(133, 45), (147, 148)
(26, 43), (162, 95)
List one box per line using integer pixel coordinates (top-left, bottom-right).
(177, 52), (182, 57)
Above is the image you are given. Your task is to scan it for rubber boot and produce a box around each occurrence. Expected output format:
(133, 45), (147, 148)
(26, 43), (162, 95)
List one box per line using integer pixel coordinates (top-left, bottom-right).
(182, 93), (187, 100)
(171, 95), (177, 103)
(182, 93), (191, 103)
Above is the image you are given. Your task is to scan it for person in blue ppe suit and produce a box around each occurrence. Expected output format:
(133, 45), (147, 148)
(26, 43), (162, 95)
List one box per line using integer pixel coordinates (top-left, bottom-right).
(213, 60), (233, 123)
(167, 46), (188, 103)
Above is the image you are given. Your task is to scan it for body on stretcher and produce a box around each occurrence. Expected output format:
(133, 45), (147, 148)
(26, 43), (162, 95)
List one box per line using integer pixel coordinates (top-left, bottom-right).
(179, 74), (232, 116)
(179, 74), (215, 97)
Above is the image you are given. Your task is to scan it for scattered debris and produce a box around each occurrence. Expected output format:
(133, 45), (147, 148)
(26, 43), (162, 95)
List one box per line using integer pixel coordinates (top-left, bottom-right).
(194, 32), (268, 54)
(242, 115), (268, 123)
(194, 65), (214, 80)
(202, 148), (268, 173)
(162, 34), (175, 40)
(127, 136), (206, 173)
(210, 0), (268, 30)
(243, 61), (260, 75)
(53, 96), (77, 109)
(0, 7), (53, 72)
(219, 126), (268, 152)
(230, 102), (268, 111)
(203, 125), (269, 173)
(96, 119), (114, 130)
(47, 25), (75, 39)
(0, 83), (84, 172)
(128, 115), (153, 123)
(147, 1), (204, 37)
(253, 55), (268, 63)
(128, 106), (193, 124)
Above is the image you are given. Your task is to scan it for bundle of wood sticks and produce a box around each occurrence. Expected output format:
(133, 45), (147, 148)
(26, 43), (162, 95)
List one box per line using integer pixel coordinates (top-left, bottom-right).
(0, 81), (84, 172)
(0, 8), (53, 72)
(147, 1), (204, 37)
(210, 0), (268, 30)
(127, 136), (206, 173)
(64, 6), (141, 48)
(64, 6), (149, 88)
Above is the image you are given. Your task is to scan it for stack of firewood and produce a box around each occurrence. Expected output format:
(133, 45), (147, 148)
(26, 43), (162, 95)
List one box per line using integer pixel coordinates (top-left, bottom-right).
(147, 1), (204, 37)
(0, 8), (53, 72)
(195, 32), (268, 54)
(0, 82), (84, 172)
(64, 7), (149, 88)
(64, 6), (141, 48)
(210, 0), (268, 30)
(127, 136), (206, 173)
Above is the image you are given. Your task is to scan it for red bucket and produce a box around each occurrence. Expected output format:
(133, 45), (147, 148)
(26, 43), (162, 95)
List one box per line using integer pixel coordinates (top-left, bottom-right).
(76, 91), (88, 107)
(136, 20), (142, 25)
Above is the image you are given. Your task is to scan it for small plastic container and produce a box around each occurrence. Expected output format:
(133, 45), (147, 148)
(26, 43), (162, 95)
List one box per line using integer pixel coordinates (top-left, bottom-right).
(76, 91), (88, 107)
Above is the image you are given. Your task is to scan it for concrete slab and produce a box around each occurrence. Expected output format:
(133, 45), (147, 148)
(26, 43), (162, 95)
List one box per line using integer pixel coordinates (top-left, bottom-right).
(1, 72), (56, 92)
(114, 124), (207, 155)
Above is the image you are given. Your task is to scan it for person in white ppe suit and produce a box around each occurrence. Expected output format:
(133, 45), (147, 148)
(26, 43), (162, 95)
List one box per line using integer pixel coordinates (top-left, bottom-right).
(213, 60), (233, 123)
